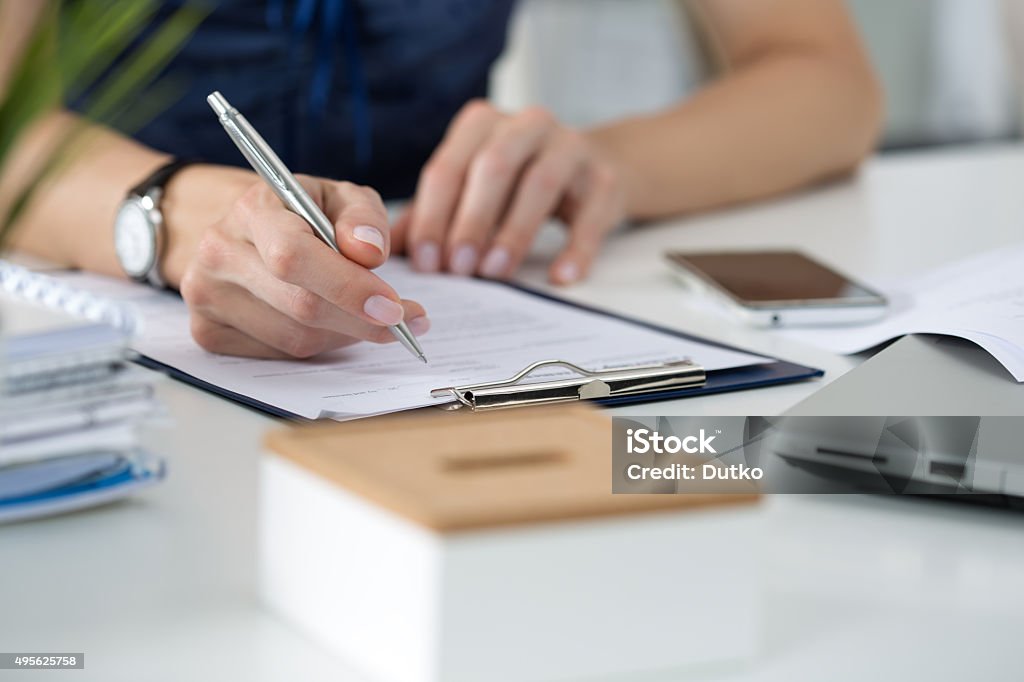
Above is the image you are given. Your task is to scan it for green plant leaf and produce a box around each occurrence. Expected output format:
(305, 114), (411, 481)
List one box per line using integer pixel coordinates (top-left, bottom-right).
(59, 0), (160, 102)
(0, 2), (61, 170)
(0, 1), (209, 248)
(80, 3), (208, 124)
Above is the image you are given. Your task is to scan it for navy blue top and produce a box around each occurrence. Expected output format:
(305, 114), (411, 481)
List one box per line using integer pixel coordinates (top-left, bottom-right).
(64, 0), (516, 199)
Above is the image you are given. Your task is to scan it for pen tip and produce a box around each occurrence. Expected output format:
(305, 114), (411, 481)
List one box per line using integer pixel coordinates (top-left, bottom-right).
(419, 355), (429, 364)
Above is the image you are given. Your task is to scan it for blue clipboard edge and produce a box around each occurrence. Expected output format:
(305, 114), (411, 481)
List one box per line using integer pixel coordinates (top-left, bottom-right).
(505, 281), (824, 407)
(131, 280), (823, 421)
(132, 354), (307, 421)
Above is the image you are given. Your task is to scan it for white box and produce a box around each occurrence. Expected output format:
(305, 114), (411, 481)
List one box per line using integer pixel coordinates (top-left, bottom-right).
(260, 409), (761, 682)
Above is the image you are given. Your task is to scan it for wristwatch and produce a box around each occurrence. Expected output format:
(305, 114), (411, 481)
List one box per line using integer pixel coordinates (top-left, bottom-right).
(113, 159), (194, 288)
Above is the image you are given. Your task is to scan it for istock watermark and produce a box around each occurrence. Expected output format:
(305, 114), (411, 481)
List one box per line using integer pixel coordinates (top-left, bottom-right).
(618, 421), (762, 488)
(611, 415), (1020, 497)
(625, 427), (719, 455)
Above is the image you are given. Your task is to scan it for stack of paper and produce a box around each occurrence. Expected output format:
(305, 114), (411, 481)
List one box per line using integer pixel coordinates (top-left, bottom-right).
(780, 243), (1024, 382)
(0, 284), (164, 523)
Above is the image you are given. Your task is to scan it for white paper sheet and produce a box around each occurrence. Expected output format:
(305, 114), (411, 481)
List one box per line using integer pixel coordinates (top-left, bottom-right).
(51, 262), (770, 419)
(780, 243), (1024, 381)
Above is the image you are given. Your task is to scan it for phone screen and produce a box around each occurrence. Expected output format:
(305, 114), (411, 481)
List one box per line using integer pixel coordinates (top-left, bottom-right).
(667, 251), (884, 307)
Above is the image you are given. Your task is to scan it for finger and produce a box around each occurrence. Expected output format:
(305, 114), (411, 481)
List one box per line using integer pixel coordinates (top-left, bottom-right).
(479, 129), (586, 279)
(445, 108), (557, 276)
(200, 235), (429, 337)
(190, 314), (293, 359)
(549, 168), (622, 285)
(229, 178), (389, 268)
(316, 178), (390, 269)
(246, 264), (429, 338)
(390, 204), (412, 256)
(193, 301), (430, 359)
(407, 100), (501, 272)
(200, 212), (430, 334)
(246, 208), (414, 328)
(189, 278), (378, 358)
(191, 279), (429, 355)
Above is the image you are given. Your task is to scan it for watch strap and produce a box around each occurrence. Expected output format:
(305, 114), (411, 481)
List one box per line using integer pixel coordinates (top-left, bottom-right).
(128, 158), (197, 198)
(144, 256), (167, 289)
(123, 158), (197, 290)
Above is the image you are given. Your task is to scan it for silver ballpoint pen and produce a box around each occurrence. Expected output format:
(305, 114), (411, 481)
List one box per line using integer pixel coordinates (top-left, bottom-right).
(207, 91), (427, 363)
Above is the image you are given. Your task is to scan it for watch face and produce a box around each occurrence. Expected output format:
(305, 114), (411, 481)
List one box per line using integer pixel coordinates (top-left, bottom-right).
(114, 201), (156, 278)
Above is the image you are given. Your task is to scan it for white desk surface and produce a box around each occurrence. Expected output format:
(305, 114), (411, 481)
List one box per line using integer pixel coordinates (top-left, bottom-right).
(3, 145), (1023, 681)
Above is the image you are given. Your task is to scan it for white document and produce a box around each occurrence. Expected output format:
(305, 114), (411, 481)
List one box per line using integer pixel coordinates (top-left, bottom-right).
(781, 243), (1024, 382)
(50, 262), (769, 420)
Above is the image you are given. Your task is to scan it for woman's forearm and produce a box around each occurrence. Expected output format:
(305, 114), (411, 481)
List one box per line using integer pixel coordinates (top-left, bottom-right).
(1, 110), (253, 285)
(3, 111), (170, 273)
(588, 49), (883, 221)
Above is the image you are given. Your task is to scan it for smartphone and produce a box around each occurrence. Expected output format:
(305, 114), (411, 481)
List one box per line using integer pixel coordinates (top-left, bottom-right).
(666, 250), (888, 327)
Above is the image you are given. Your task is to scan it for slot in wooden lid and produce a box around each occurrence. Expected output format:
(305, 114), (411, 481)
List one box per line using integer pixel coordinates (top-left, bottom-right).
(265, 406), (758, 533)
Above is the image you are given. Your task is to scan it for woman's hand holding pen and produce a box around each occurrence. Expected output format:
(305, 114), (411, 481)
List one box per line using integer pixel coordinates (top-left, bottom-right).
(392, 100), (629, 285)
(159, 99), (626, 359)
(164, 167), (429, 359)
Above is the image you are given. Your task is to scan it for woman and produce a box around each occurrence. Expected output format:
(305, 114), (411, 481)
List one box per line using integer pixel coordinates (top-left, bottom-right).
(0, 0), (881, 359)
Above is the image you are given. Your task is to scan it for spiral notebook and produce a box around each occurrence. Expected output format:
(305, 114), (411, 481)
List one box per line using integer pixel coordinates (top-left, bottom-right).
(0, 260), (823, 420)
(1, 264), (165, 522)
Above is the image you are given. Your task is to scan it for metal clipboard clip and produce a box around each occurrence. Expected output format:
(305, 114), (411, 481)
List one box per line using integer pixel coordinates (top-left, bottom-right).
(430, 359), (706, 412)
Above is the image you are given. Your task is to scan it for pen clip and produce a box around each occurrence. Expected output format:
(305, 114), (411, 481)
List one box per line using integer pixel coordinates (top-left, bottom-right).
(222, 118), (288, 193)
(217, 110), (338, 250)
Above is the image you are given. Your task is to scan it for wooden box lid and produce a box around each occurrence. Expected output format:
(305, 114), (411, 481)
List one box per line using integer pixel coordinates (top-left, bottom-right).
(264, 406), (758, 533)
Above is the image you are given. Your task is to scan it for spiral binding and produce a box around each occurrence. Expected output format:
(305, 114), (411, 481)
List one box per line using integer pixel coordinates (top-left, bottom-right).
(0, 261), (137, 335)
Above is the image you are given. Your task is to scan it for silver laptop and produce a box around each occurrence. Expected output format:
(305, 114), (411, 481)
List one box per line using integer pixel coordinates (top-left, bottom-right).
(777, 335), (1024, 499)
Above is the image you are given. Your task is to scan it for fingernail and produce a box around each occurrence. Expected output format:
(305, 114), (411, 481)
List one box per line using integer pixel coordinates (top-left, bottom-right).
(414, 241), (441, 271)
(353, 225), (386, 255)
(363, 295), (404, 326)
(480, 246), (510, 279)
(450, 244), (478, 276)
(408, 316), (431, 336)
(556, 261), (580, 284)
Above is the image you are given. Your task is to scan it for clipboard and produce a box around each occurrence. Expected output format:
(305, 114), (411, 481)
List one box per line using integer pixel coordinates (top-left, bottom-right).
(131, 283), (823, 420)
(3, 260), (823, 420)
